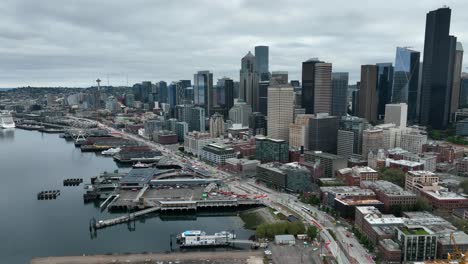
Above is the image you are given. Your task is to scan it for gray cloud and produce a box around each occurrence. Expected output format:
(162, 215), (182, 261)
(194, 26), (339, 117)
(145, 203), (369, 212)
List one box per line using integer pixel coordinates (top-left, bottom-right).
(0, 0), (466, 87)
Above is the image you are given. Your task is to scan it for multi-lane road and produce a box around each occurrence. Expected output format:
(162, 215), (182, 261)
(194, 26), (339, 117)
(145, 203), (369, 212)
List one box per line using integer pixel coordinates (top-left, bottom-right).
(77, 117), (374, 263)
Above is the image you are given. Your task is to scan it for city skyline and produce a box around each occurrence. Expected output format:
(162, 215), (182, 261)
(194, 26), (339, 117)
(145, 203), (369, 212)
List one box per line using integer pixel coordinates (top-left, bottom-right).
(1, 0), (468, 87)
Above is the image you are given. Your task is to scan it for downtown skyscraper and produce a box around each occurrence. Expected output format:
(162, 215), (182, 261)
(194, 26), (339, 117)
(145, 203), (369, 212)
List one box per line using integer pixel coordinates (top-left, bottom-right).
(392, 47), (420, 123)
(255, 46), (269, 81)
(331, 72), (349, 117)
(301, 58), (332, 114)
(194, 70), (213, 117)
(420, 7), (457, 129)
(376, 63), (394, 120)
(239, 51), (259, 112)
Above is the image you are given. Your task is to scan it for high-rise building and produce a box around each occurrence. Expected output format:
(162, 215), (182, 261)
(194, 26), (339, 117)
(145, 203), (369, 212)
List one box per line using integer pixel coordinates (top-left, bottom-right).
(157, 81), (167, 103)
(175, 122), (188, 142)
(255, 46), (269, 81)
(392, 47), (420, 122)
(125, 93), (134, 108)
(460, 73), (468, 108)
(385, 103), (408, 128)
(239, 51), (259, 112)
(228, 100), (252, 127)
(301, 59), (332, 114)
(267, 84), (294, 141)
(308, 113), (339, 153)
(376, 63), (394, 120)
(314, 62), (333, 114)
(216, 77), (234, 119)
(258, 80), (269, 116)
(331, 72), (349, 116)
(249, 112), (267, 136)
(357, 65), (378, 123)
(400, 130), (427, 154)
(189, 106), (206, 132)
(302, 58), (322, 114)
(209, 113), (225, 138)
(289, 114), (313, 150)
(362, 128), (384, 157)
(175, 80), (191, 105)
(337, 130), (355, 157)
(420, 7), (457, 129)
(340, 116), (368, 155)
(451, 42), (464, 120)
(194, 71), (213, 117)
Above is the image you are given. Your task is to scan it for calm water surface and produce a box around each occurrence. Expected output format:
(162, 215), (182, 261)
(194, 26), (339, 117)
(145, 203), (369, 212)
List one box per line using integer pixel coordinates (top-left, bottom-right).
(0, 129), (252, 263)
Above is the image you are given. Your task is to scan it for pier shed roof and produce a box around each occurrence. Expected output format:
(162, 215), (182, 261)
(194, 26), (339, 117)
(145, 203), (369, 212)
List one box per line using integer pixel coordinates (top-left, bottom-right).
(120, 168), (159, 186)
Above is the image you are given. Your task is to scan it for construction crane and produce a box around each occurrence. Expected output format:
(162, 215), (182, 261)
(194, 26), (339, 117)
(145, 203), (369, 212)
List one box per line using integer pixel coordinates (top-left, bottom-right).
(447, 233), (468, 264)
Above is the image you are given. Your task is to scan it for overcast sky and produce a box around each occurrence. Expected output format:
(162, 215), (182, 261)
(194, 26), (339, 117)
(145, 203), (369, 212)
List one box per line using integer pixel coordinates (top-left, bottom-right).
(0, 0), (467, 87)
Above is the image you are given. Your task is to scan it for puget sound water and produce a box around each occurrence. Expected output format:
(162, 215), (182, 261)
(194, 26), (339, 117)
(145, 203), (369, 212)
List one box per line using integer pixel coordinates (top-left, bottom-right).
(0, 129), (253, 263)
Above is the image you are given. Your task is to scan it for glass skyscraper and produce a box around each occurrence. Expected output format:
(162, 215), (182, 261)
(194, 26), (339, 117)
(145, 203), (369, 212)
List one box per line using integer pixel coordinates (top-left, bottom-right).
(376, 63), (393, 120)
(194, 71), (213, 117)
(255, 46), (269, 81)
(331, 72), (349, 117)
(392, 47), (420, 122)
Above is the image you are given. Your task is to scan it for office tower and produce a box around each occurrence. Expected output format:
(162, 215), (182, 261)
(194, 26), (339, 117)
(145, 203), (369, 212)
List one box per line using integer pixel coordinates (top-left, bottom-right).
(460, 73), (468, 108)
(168, 82), (177, 107)
(289, 114), (313, 150)
(308, 113), (339, 153)
(105, 96), (119, 112)
(400, 130), (427, 154)
(249, 112), (267, 136)
(314, 62), (333, 113)
(357, 65), (378, 123)
(362, 129), (384, 157)
(331, 72), (349, 116)
(156, 81), (167, 103)
(175, 80), (191, 105)
(141, 81), (152, 103)
(385, 103), (408, 128)
(451, 42), (464, 120)
(267, 84), (294, 141)
(376, 63), (394, 119)
(255, 45), (269, 81)
(302, 58), (332, 114)
(302, 58), (322, 114)
(216, 77), (234, 119)
(340, 116), (368, 155)
(228, 100), (252, 127)
(420, 7), (457, 129)
(270, 71), (288, 85)
(258, 80), (269, 116)
(190, 106), (205, 132)
(349, 83), (360, 116)
(185, 86), (194, 103)
(239, 51), (259, 112)
(209, 113), (225, 138)
(337, 130), (355, 157)
(175, 122), (188, 142)
(194, 70), (213, 117)
(392, 47), (421, 122)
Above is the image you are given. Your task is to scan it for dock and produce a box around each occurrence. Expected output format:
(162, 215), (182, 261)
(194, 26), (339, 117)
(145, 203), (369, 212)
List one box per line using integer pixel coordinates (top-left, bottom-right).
(94, 206), (161, 229)
(37, 190), (61, 200)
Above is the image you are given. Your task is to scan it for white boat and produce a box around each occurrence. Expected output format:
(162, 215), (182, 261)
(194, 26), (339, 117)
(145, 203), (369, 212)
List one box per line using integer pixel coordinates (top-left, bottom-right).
(101, 147), (121, 156)
(132, 161), (154, 168)
(0, 111), (15, 129)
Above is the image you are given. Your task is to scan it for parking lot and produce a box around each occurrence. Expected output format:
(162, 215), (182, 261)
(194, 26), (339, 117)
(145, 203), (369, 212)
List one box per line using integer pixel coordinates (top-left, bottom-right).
(268, 242), (318, 264)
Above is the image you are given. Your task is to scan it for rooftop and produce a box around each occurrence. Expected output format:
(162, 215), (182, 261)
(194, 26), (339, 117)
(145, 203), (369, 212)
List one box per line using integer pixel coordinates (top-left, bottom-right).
(438, 231), (468, 245)
(320, 186), (375, 196)
(335, 198), (383, 206)
(352, 166), (377, 174)
(387, 158), (423, 167)
(361, 180), (416, 197)
(407, 170), (437, 177)
(421, 189), (468, 200)
(356, 206), (382, 215)
(120, 168), (159, 185)
(379, 239), (401, 251)
(399, 226), (431, 235)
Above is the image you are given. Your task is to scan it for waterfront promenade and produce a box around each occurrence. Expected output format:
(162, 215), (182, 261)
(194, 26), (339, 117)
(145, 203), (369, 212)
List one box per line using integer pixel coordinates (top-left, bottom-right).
(31, 251), (263, 264)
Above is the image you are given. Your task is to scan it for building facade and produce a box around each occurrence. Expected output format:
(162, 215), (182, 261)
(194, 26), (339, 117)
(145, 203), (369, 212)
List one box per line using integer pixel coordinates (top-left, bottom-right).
(267, 85), (294, 141)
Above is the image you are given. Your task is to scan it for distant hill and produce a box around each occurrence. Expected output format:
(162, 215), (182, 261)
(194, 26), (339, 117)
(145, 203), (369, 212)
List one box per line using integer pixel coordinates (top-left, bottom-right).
(0, 88), (14, 91)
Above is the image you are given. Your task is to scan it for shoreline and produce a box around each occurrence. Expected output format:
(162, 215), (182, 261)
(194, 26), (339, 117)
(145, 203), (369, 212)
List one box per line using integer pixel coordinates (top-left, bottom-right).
(31, 250), (264, 264)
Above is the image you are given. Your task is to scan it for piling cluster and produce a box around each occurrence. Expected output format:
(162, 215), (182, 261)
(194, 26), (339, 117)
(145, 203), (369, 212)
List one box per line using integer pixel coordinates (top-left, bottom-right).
(37, 190), (61, 200)
(63, 178), (83, 186)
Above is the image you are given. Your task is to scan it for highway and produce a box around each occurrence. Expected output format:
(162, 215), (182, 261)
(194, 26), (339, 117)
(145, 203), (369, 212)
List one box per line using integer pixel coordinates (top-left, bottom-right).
(74, 116), (353, 263)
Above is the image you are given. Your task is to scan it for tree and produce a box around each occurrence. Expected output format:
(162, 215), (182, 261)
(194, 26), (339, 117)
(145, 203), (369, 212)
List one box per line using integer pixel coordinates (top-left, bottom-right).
(414, 198), (432, 212)
(380, 168), (406, 188)
(307, 225), (318, 240)
(459, 180), (468, 195)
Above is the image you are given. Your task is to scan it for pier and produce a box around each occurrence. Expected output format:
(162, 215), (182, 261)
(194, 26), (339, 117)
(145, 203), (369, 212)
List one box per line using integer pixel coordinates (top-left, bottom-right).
(94, 206), (161, 229)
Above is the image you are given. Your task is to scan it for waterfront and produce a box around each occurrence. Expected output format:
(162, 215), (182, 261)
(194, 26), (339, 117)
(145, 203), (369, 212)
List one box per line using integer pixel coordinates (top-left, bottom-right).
(0, 129), (253, 263)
